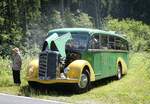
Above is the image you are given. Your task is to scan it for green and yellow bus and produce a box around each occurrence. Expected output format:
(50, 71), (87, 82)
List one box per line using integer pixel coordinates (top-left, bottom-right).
(27, 28), (129, 92)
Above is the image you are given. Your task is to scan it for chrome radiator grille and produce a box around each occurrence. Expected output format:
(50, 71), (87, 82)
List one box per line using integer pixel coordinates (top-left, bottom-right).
(39, 52), (48, 80)
(39, 51), (59, 80)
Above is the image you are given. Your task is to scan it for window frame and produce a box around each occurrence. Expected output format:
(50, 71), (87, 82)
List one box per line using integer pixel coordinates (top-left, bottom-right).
(88, 34), (129, 51)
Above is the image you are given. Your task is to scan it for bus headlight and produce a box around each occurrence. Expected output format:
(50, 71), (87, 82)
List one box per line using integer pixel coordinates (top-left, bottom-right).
(64, 67), (70, 74)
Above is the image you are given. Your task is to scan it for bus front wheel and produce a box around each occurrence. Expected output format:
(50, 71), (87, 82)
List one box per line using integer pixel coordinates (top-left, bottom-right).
(74, 70), (91, 93)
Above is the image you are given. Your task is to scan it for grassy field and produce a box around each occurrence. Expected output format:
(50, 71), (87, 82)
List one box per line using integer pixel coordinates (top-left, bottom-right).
(0, 52), (150, 104)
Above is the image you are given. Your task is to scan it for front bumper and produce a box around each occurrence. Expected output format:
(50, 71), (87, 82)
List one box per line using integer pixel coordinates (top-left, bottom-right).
(27, 77), (79, 84)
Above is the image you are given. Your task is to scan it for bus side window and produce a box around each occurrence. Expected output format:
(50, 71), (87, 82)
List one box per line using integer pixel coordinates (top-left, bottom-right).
(108, 36), (115, 49)
(89, 35), (100, 49)
(116, 37), (128, 50)
(116, 37), (121, 50)
(101, 35), (108, 49)
(121, 39), (128, 50)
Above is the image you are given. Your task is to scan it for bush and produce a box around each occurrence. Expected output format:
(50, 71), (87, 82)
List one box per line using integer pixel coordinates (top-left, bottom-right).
(105, 17), (150, 52)
(0, 54), (36, 87)
(0, 57), (12, 86)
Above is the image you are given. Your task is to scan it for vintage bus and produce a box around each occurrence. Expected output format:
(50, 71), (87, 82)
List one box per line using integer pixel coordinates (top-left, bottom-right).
(27, 28), (129, 92)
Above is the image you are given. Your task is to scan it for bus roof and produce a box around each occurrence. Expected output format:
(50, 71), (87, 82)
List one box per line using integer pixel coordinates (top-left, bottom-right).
(48, 28), (127, 41)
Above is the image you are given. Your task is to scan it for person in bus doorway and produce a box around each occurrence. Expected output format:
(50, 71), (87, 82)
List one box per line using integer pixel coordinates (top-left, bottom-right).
(11, 47), (22, 85)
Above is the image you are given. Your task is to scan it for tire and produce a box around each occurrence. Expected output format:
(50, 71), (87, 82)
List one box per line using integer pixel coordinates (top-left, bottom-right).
(74, 70), (91, 93)
(117, 64), (122, 80)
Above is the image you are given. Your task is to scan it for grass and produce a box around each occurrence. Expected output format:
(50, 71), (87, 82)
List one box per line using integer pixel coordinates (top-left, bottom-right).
(0, 52), (150, 104)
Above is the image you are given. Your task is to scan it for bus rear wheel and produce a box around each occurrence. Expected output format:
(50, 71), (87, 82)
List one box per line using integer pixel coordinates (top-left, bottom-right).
(117, 63), (122, 80)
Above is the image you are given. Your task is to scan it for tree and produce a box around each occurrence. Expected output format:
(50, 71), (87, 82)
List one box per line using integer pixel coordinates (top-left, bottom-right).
(105, 17), (150, 51)
(49, 10), (64, 28)
(74, 12), (94, 28)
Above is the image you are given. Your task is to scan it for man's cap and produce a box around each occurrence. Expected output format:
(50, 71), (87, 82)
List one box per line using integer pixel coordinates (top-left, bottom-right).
(12, 47), (20, 53)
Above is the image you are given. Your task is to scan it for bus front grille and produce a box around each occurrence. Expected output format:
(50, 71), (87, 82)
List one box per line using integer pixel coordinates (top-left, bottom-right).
(39, 52), (48, 80)
(39, 51), (59, 80)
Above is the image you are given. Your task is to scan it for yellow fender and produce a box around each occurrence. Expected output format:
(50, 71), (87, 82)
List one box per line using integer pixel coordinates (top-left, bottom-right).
(117, 57), (128, 74)
(67, 60), (95, 82)
(27, 59), (39, 79)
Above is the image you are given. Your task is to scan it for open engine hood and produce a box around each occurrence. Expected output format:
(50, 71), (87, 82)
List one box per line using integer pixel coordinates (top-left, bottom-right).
(45, 32), (72, 58)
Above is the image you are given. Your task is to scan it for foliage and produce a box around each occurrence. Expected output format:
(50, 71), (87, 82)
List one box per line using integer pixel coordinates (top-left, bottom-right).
(0, 25), (23, 57)
(74, 12), (94, 28)
(49, 10), (64, 28)
(0, 17), (4, 25)
(22, 43), (41, 57)
(26, 0), (41, 22)
(63, 10), (94, 28)
(104, 18), (150, 51)
(0, 54), (36, 87)
(1, 0), (150, 56)
(46, 10), (94, 28)
(64, 10), (76, 27)
(0, 0), (42, 56)
(0, 57), (12, 87)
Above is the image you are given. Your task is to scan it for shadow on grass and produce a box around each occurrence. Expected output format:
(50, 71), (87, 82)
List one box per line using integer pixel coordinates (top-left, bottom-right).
(19, 83), (76, 97)
(91, 76), (116, 89)
(19, 76), (118, 97)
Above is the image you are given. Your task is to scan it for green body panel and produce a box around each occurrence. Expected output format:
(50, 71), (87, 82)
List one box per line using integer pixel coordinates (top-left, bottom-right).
(82, 50), (128, 80)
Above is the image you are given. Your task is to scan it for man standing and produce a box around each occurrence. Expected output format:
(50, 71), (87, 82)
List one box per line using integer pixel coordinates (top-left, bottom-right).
(11, 47), (22, 85)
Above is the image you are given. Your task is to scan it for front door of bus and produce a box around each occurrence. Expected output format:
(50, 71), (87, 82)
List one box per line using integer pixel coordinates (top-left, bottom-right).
(93, 52), (102, 79)
(89, 35), (102, 79)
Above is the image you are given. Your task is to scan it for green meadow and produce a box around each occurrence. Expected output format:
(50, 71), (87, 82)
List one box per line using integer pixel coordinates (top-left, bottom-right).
(0, 52), (149, 104)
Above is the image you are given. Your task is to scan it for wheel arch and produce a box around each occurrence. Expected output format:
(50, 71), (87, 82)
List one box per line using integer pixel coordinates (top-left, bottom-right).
(67, 60), (95, 82)
(83, 65), (90, 75)
(117, 57), (127, 75)
(27, 59), (39, 80)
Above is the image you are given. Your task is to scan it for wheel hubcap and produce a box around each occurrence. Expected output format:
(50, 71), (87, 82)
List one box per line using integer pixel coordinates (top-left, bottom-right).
(118, 66), (121, 79)
(78, 73), (88, 88)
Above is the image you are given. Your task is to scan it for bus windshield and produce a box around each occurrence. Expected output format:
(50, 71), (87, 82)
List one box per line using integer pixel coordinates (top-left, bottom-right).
(65, 32), (90, 51)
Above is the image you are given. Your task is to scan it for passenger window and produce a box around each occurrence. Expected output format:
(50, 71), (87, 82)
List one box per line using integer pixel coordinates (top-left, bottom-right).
(89, 35), (100, 49)
(116, 37), (128, 50)
(101, 35), (108, 49)
(115, 37), (121, 50)
(120, 39), (128, 50)
(108, 36), (115, 49)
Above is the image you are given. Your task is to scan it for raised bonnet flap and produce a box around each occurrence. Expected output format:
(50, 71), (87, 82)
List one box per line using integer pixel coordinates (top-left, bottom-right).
(45, 32), (72, 58)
